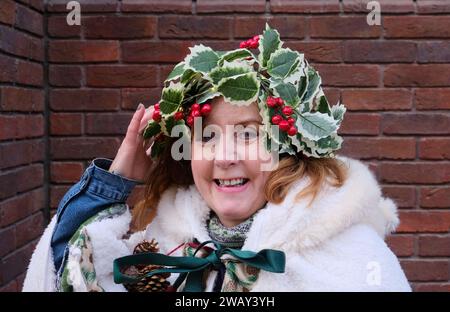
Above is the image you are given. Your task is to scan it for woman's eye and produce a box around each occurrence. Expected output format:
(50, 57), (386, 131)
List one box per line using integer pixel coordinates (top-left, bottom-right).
(202, 132), (216, 143)
(237, 129), (258, 141)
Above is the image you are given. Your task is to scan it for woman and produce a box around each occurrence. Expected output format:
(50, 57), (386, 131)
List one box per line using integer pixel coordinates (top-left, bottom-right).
(23, 25), (411, 292)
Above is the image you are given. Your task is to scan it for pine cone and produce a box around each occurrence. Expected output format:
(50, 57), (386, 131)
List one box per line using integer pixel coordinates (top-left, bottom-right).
(123, 239), (171, 292)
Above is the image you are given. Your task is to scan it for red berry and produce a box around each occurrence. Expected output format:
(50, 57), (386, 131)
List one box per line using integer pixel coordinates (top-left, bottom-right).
(248, 39), (258, 49)
(271, 115), (282, 125)
(276, 98), (284, 106)
(191, 109), (201, 118)
(282, 106), (293, 116)
(152, 110), (161, 122)
(192, 103), (200, 110)
(287, 117), (295, 125)
(186, 116), (194, 126)
(154, 103), (160, 110)
(266, 97), (277, 108)
(239, 41), (248, 49)
(278, 120), (290, 132)
(174, 111), (184, 121)
(200, 104), (212, 116)
(253, 35), (260, 41)
(287, 126), (297, 136)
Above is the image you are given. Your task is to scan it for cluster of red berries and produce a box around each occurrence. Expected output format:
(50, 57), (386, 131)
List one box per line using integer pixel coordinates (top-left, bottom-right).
(186, 103), (212, 126)
(152, 103), (162, 122)
(267, 96), (298, 136)
(239, 35), (260, 49)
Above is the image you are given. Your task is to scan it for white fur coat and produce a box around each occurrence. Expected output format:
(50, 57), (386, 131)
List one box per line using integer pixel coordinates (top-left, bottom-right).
(23, 156), (411, 292)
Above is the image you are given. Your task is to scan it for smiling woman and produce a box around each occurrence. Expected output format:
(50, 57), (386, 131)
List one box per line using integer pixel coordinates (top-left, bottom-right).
(23, 25), (411, 292)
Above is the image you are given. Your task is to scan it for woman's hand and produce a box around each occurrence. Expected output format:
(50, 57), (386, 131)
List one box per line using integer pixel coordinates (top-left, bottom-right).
(109, 104), (155, 182)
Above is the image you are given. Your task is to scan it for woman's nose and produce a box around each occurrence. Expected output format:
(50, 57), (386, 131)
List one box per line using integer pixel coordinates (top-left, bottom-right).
(214, 135), (238, 169)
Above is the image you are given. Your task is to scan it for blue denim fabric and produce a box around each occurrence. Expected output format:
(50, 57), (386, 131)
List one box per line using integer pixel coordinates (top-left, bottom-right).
(50, 158), (139, 277)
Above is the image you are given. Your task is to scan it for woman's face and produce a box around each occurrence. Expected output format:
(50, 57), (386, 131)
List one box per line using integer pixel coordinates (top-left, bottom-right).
(191, 97), (272, 227)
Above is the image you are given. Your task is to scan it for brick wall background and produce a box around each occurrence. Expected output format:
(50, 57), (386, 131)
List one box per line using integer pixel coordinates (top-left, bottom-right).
(0, 0), (449, 292)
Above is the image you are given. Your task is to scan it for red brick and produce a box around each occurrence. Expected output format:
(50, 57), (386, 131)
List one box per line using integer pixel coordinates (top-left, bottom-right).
(343, 0), (414, 13)
(382, 113), (450, 135)
(1, 243), (35, 285)
(342, 89), (412, 111)
(84, 16), (156, 39)
(0, 227), (16, 258)
(16, 60), (43, 87)
(0, 115), (44, 141)
(121, 88), (162, 110)
(341, 137), (415, 160)
(417, 0), (450, 14)
(397, 211), (450, 233)
(338, 113), (380, 135)
(0, 87), (44, 112)
(0, 165), (44, 200)
(234, 16), (307, 39)
(50, 89), (120, 111)
(159, 16), (232, 39)
(323, 88), (340, 106)
(15, 3), (43, 36)
(418, 41), (450, 63)
(343, 41), (416, 63)
(419, 138), (450, 160)
(50, 113), (83, 135)
(419, 235), (450, 256)
(386, 234), (415, 257)
(51, 137), (121, 160)
(121, 41), (192, 63)
(285, 41), (342, 63)
(413, 283), (450, 292)
(0, 188), (44, 227)
(48, 16), (81, 38)
(86, 65), (158, 87)
(0, 25), (44, 62)
(384, 16), (450, 38)
(121, 0), (191, 13)
(385, 64), (450, 87)
(50, 162), (84, 183)
(0, 54), (16, 83)
(198, 0), (265, 13)
(382, 186), (416, 209)
(420, 187), (450, 209)
(49, 65), (82, 87)
(314, 64), (379, 87)
(270, 0), (340, 13)
(29, 0), (44, 12)
(50, 185), (71, 209)
(0, 139), (44, 170)
(47, 0), (119, 12)
(15, 213), (44, 249)
(85, 113), (133, 135)
(379, 162), (450, 184)
(400, 260), (449, 281)
(0, 279), (18, 292)
(415, 88), (450, 110)
(310, 16), (381, 38)
(0, 0), (15, 25)
(49, 40), (119, 63)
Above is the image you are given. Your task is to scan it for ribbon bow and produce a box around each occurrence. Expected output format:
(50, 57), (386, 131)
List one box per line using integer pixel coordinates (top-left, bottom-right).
(113, 240), (286, 292)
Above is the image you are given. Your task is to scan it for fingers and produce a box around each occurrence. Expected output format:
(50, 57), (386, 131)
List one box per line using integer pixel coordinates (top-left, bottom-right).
(138, 106), (155, 135)
(125, 103), (145, 143)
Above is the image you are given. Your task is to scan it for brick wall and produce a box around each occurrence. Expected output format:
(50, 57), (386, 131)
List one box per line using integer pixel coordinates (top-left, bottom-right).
(1, 0), (449, 292)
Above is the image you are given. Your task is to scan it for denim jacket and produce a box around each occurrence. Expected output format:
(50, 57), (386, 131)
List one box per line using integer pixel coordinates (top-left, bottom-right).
(51, 158), (139, 277)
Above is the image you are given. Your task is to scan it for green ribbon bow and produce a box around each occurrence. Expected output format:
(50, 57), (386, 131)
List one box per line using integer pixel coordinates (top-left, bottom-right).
(113, 240), (286, 292)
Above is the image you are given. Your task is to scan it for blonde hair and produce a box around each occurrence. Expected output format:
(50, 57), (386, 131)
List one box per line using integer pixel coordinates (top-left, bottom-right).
(131, 136), (348, 231)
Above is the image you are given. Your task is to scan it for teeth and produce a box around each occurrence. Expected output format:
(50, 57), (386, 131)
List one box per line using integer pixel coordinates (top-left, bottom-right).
(217, 178), (247, 186)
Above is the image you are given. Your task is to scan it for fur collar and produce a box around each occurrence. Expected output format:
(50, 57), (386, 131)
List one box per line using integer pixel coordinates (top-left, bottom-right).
(145, 156), (399, 253)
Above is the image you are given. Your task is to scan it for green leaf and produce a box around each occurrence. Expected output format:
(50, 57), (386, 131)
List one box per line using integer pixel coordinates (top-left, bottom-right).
(159, 82), (184, 114)
(217, 72), (260, 106)
(184, 44), (219, 73)
(218, 49), (253, 65)
(274, 82), (300, 107)
(180, 69), (198, 84)
(297, 73), (308, 100)
(143, 121), (161, 139)
(196, 90), (221, 104)
(161, 116), (184, 136)
(331, 102), (347, 126)
(165, 61), (185, 82)
(301, 67), (321, 104)
(297, 112), (338, 141)
(317, 133), (343, 151)
(267, 48), (300, 79)
(258, 23), (282, 68)
(316, 93), (331, 116)
(209, 64), (250, 85)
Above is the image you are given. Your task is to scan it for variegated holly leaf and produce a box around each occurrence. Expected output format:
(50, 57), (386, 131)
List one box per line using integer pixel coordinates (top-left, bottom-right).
(267, 48), (301, 79)
(273, 82), (300, 107)
(143, 121), (161, 139)
(331, 102), (347, 126)
(297, 112), (338, 141)
(315, 90), (331, 116)
(258, 23), (283, 68)
(159, 82), (184, 114)
(197, 90), (221, 104)
(217, 72), (260, 106)
(301, 67), (321, 105)
(165, 61), (185, 83)
(218, 48), (254, 65)
(184, 44), (220, 73)
(209, 60), (252, 85)
(317, 133), (343, 151)
(161, 115), (184, 136)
